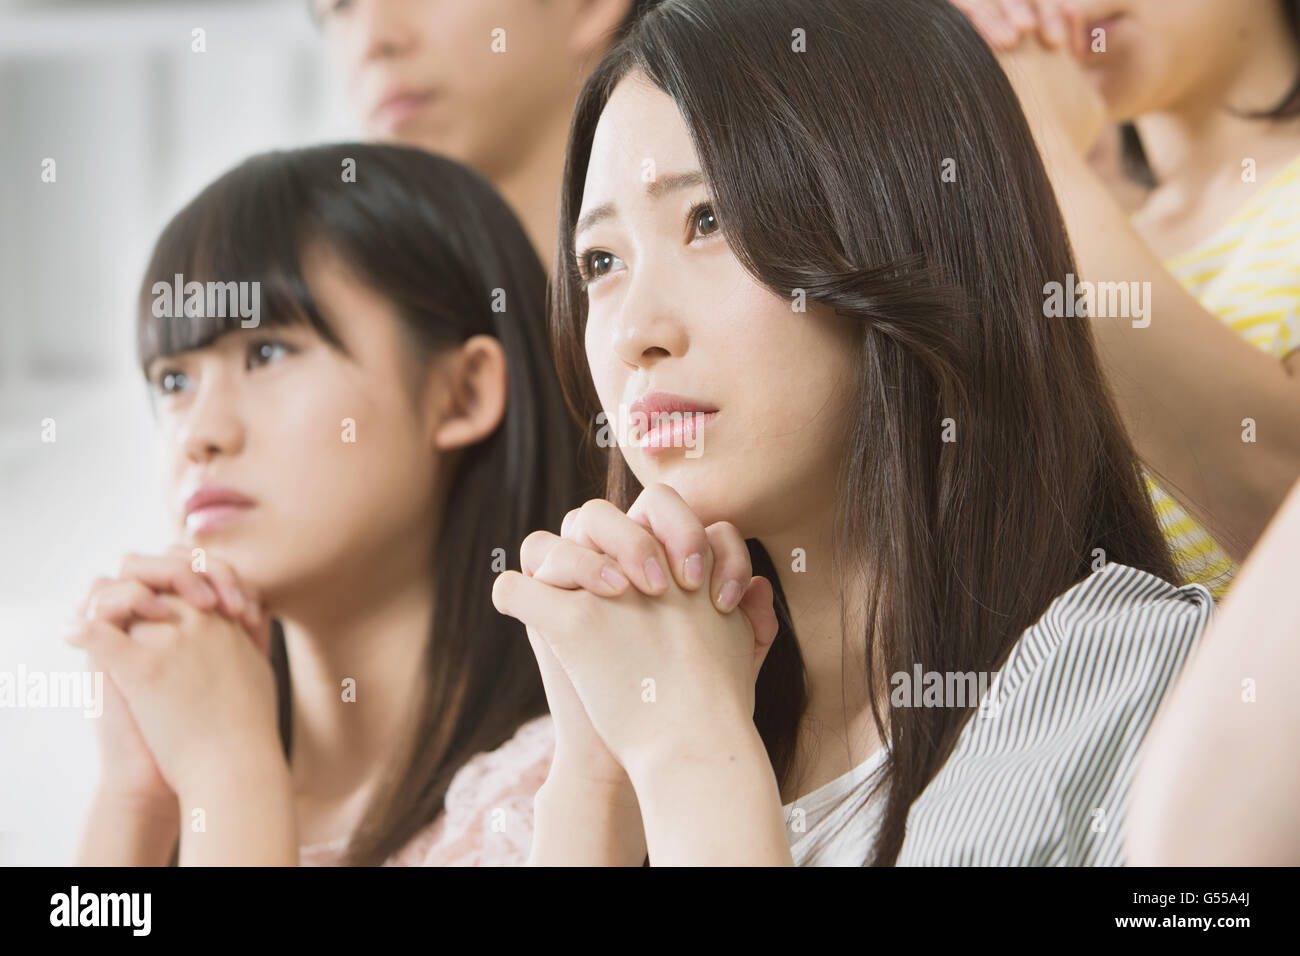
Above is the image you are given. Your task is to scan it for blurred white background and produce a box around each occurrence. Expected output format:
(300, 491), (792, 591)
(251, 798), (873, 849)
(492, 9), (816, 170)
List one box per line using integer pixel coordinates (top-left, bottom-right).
(0, 0), (355, 864)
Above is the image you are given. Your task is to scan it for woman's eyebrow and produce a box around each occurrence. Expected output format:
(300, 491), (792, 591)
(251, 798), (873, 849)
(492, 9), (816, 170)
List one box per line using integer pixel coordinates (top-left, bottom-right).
(574, 169), (705, 240)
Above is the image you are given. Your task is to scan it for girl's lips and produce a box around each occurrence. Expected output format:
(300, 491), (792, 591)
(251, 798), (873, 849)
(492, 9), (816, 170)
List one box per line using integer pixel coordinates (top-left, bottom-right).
(185, 503), (254, 535)
(638, 410), (718, 454)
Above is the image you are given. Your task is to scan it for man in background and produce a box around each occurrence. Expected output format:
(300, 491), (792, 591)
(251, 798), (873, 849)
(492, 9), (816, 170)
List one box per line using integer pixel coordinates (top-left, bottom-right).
(313, 0), (656, 268)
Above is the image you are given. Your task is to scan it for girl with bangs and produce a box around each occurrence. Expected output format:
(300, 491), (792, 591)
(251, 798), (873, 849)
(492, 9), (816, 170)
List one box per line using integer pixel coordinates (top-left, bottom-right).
(68, 143), (590, 865)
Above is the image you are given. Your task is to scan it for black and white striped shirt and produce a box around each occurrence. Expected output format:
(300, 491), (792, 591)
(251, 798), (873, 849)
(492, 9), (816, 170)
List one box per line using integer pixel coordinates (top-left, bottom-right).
(783, 562), (1215, 865)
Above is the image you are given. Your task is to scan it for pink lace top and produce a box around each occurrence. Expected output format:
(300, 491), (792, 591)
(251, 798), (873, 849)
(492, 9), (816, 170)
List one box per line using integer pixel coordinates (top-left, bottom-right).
(298, 714), (555, 867)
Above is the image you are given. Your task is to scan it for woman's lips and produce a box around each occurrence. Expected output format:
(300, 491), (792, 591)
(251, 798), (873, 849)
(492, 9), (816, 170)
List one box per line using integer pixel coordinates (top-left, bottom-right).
(638, 410), (718, 454)
(185, 502), (254, 535)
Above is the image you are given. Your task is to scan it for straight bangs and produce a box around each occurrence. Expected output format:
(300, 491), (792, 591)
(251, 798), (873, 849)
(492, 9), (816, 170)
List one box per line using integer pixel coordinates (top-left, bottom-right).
(136, 156), (342, 375)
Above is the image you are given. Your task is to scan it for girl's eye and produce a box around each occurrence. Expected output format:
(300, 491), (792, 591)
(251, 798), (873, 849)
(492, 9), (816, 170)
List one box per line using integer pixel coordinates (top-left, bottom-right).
(576, 249), (625, 286)
(690, 203), (721, 240)
(154, 370), (191, 395)
(248, 340), (294, 369)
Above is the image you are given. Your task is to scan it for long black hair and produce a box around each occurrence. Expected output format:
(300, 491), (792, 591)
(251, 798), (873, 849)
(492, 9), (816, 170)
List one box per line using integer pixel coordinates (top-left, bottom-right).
(550, 0), (1177, 865)
(137, 142), (594, 864)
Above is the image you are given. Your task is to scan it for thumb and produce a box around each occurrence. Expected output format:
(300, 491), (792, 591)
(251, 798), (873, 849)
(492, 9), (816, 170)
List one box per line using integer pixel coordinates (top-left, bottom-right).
(736, 575), (779, 680)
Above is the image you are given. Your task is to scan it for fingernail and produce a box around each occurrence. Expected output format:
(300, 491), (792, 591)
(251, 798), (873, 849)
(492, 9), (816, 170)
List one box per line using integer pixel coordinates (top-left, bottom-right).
(717, 580), (743, 612)
(600, 565), (630, 595)
(225, 586), (245, 614)
(683, 552), (704, 588)
(644, 557), (669, 592)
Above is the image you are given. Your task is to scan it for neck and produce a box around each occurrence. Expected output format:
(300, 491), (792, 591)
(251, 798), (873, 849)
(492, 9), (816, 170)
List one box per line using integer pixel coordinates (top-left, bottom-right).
(758, 512), (879, 760)
(274, 564), (434, 811)
(1135, 21), (1300, 191)
(487, 101), (575, 272)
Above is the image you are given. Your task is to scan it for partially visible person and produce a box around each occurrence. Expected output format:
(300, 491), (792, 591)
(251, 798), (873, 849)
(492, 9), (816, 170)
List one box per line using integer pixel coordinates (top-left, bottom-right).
(1128, 476), (1300, 866)
(68, 144), (586, 865)
(952, 0), (1300, 598)
(311, 0), (659, 266)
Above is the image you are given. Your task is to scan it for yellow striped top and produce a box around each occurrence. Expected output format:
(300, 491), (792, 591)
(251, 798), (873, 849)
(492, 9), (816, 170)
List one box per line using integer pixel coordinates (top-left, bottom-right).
(1146, 152), (1300, 599)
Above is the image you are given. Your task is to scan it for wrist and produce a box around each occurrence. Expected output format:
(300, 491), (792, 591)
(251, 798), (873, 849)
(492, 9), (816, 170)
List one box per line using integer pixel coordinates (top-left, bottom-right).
(545, 748), (636, 800)
(624, 712), (765, 794)
(91, 783), (179, 825)
(532, 766), (646, 867)
(176, 739), (290, 806)
(629, 723), (790, 866)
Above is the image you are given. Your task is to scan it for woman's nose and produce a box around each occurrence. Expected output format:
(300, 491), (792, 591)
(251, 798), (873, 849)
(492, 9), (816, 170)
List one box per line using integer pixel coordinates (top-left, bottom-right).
(610, 270), (690, 369)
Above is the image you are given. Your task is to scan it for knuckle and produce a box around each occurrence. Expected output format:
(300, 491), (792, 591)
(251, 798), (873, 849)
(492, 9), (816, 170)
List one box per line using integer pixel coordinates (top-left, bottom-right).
(560, 507), (584, 537)
(709, 519), (742, 541)
(520, 529), (556, 568)
(680, 524), (709, 554)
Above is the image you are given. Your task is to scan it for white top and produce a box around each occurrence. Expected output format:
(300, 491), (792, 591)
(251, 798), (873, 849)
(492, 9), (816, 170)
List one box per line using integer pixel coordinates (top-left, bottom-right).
(781, 562), (1213, 866)
(783, 745), (891, 866)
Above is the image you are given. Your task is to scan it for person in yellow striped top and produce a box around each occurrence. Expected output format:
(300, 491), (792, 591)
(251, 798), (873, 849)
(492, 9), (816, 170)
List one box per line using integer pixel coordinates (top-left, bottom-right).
(951, 0), (1300, 598)
(1150, 153), (1300, 596)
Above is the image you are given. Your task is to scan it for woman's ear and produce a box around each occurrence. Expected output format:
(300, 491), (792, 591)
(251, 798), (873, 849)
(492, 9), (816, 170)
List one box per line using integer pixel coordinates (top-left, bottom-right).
(429, 335), (508, 452)
(564, 0), (634, 59)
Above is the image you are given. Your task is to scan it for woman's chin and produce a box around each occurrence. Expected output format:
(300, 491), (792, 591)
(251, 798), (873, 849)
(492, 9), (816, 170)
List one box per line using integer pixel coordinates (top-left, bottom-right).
(641, 476), (748, 534)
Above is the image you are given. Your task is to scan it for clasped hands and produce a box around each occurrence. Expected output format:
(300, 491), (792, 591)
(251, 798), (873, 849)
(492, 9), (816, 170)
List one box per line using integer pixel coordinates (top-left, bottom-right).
(491, 482), (780, 793)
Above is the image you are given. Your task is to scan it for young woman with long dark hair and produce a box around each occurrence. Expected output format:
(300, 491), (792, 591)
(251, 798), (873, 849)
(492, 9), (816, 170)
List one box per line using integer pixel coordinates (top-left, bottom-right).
(68, 143), (590, 865)
(491, 0), (1215, 865)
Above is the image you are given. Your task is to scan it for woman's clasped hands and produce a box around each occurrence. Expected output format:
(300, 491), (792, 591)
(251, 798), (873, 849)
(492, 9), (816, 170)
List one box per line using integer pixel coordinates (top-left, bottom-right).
(492, 482), (785, 864)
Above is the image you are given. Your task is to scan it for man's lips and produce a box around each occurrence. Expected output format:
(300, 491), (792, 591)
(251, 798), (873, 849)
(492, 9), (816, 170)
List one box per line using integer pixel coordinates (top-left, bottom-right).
(371, 89), (436, 129)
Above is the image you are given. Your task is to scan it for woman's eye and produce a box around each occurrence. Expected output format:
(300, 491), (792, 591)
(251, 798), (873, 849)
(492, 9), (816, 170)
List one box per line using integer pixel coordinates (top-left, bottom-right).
(154, 370), (190, 395)
(690, 203), (721, 240)
(248, 340), (293, 369)
(578, 250), (625, 285)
